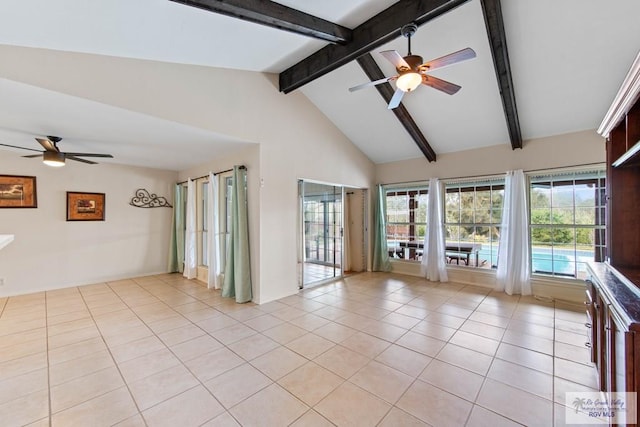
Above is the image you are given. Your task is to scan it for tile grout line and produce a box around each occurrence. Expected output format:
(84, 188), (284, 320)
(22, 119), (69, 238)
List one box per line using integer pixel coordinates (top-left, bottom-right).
(45, 289), (52, 427)
(77, 281), (148, 426)
(104, 276), (253, 425)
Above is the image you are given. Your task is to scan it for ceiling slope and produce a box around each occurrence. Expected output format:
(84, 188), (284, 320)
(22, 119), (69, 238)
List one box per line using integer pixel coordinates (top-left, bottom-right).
(182, 0), (502, 161)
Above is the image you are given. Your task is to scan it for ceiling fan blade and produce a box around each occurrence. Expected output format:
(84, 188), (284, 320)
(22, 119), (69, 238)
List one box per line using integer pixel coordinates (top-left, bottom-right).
(0, 142), (43, 153)
(380, 50), (411, 71)
(349, 76), (394, 92)
(22, 154), (42, 158)
(420, 47), (476, 72)
(36, 137), (59, 152)
(388, 88), (405, 110)
(422, 74), (461, 95)
(66, 156), (98, 165)
(63, 152), (113, 158)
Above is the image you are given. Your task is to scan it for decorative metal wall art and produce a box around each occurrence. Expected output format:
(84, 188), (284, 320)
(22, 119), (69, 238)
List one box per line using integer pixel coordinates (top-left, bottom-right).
(129, 189), (172, 208)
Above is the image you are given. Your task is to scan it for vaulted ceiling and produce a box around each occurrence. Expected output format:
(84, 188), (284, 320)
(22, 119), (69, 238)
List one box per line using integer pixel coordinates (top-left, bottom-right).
(0, 0), (639, 170)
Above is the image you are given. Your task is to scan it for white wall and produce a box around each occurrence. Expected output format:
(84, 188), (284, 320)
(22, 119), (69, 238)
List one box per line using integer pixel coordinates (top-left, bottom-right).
(0, 152), (177, 297)
(376, 129), (606, 302)
(376, 129), (604, 182)
(0, 46), (377, 303)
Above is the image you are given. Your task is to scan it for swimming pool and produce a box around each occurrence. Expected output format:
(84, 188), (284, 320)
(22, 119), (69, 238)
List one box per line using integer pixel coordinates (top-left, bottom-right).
(477, 246), (595, 277)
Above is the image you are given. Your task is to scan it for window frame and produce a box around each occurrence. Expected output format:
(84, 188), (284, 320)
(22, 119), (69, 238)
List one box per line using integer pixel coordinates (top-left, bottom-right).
(384, 184), (429, 261)
(443, 177), (505, 268)
(527, 169), (606, 280)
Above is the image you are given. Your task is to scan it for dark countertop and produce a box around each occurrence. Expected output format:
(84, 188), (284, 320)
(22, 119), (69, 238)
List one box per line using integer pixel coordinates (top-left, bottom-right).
(587, 262), (640, 330)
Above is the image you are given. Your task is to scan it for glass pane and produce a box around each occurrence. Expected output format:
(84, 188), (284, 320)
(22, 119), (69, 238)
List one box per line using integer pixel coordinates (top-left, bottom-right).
(446, 208), (460, 223)
(491, 208), (502, 224)
(461, 192), (474, 211)
(530, 187), (551, 208)
(574, 184), (595, 207)
(475, 226), (491, 243)
(531, 225), (553, 245)
(575, 207), (595, 225)
(553, 208), (574, 224)
(302, 182), (342, 285)
(531, 208), (550, 225)
(552, 184), (574, 207)
(460, 226), (474, 242)
(475, 190), (491, 210)
(492, 189), (504, 210)
(576, 228), (594, 248)
(446, 191), (459, 208)
(446, 225), (460, 241)
(202, 231), (208, 266)
(415, 194), (428, 222)
(475, 208), (491, 224)
(461, 209), (474, 224)
(552, 227), (575, 247)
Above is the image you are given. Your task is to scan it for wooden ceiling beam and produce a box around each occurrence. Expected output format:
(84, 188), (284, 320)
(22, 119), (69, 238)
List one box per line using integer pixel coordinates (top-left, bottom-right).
(357, 54), (436, 162)
(279, 0), (471, 94)
(169, 0), (351, 44)
(480, 0), (522, 149)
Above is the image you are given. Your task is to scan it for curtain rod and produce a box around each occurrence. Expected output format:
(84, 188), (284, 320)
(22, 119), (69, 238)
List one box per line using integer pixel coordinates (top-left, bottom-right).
(523, 161), (604, 174)
(177, 165), (246, 185)
(381, 161), (605, 186)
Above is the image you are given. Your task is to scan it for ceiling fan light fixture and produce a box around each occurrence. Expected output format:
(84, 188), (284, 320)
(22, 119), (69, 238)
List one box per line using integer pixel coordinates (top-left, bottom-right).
(43, 151), (65, 167)
(396, 72), (422, 92)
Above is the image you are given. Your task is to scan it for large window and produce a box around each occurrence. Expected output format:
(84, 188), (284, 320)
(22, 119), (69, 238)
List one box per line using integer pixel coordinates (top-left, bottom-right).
(444, 178), (504, 268)
(529, 169), (606, 279)
(385, 185), (428, 259)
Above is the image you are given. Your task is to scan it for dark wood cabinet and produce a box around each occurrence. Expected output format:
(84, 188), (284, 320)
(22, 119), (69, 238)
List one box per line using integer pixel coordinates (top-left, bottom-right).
(586, 263), (639, 426)
(588, 51), (640, 425)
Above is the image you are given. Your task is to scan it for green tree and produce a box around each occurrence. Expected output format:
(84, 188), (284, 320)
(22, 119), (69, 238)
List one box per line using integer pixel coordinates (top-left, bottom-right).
(531, 211), (573, 243)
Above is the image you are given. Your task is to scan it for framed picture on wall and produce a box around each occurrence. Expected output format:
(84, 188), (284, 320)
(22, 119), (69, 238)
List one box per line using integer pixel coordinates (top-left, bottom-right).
(66, 192), (105, 221)
(0, 175), (37, 208)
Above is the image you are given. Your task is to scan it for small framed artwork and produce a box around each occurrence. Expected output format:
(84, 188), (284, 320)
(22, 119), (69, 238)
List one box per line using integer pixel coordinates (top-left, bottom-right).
(66, 192), (105, 221)
(0, 175), (37, 208)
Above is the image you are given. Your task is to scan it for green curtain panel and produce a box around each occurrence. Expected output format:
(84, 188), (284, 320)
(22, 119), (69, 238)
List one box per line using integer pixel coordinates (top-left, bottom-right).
(372, 184), (392, 272)
(222, 166), (252, 303)
(168, 184), (185, 272)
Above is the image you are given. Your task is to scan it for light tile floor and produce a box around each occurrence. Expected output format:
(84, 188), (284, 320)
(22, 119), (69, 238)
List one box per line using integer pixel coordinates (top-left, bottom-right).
(0, 272), (599, 426)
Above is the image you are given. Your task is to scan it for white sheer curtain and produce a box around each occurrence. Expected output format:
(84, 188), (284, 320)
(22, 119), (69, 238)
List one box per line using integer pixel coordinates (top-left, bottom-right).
(343, 193), (351, 272)
(206, 173), (221, 289)
(183, 178), (197, 279)
(421, 178), (448, 282)
(496, 170), (532, 295)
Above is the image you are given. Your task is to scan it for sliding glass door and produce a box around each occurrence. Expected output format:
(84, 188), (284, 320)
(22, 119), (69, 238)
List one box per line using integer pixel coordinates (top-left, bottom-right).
(299, 181), (343, 287)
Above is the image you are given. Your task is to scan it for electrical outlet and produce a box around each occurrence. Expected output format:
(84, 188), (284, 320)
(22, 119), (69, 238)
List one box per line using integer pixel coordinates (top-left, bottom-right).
(0, 278), (4, 286)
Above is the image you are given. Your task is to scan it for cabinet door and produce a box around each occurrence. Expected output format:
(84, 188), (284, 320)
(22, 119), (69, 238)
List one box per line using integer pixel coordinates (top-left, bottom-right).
(585, 281), (597, 363)
(606, 306), (635, 426)
(605, 307), (634, 391)
(597, 293), (607, 391)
